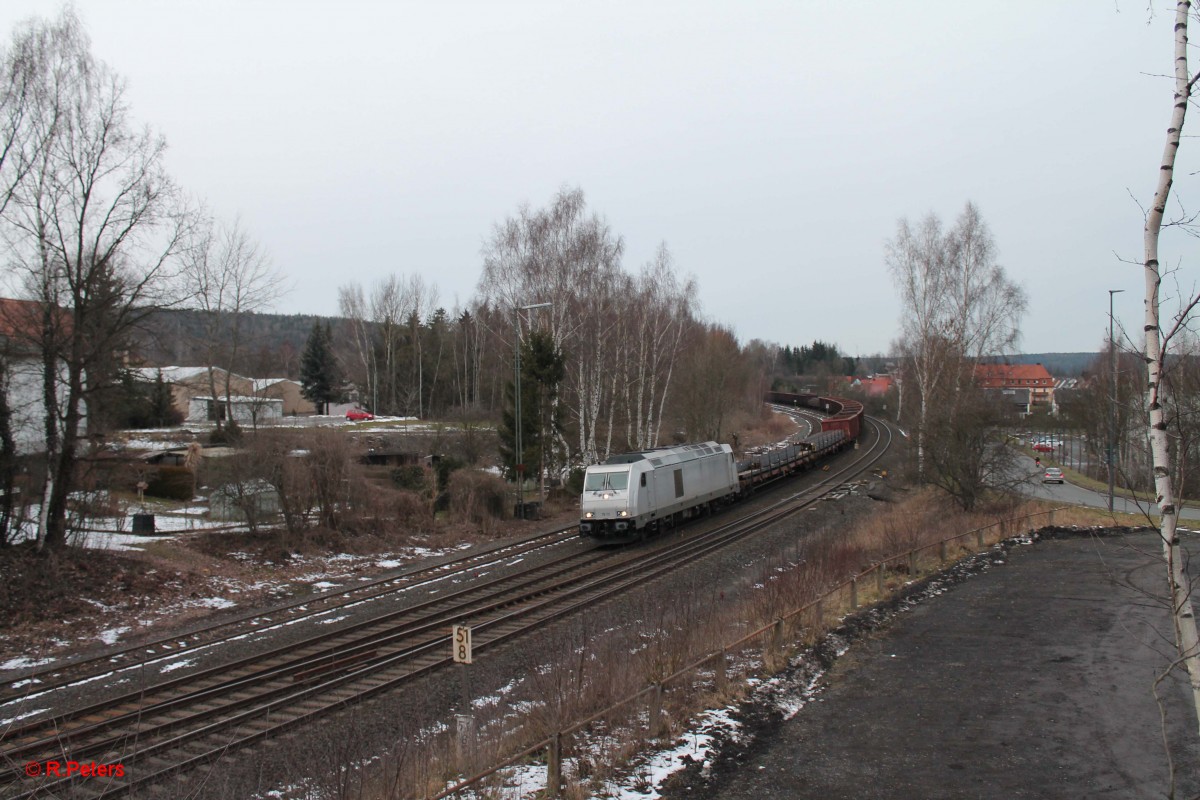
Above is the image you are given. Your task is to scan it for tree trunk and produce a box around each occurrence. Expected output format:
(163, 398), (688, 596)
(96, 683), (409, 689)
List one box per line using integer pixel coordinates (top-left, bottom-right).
(1143, 0), (1200, 735)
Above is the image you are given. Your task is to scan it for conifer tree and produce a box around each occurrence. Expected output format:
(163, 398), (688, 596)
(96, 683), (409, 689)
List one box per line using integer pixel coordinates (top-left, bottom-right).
(300, 322), (340, 414)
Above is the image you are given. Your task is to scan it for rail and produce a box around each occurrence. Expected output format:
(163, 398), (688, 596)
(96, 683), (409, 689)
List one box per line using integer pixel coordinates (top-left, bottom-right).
(427, 505), (1072, 799)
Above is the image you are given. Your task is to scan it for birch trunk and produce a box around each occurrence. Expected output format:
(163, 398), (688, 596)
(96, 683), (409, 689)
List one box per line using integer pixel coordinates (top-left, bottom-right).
(1143, 0), (1200, 735)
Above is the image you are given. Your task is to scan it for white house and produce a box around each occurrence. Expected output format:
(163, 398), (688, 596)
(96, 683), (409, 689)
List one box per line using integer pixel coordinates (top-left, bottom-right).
(0, 298), (85, 456)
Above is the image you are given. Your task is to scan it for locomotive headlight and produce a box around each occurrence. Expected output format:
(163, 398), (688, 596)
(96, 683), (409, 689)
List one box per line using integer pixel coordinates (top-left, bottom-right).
(585, 512), (594, 518)
(602, 492), (611, 500)
(618, 510), (628, 517)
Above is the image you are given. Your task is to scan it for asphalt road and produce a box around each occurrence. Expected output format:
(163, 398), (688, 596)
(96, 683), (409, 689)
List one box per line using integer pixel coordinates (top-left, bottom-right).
(1020, 455), (1200, 522)
(666, 530), (1200, 799)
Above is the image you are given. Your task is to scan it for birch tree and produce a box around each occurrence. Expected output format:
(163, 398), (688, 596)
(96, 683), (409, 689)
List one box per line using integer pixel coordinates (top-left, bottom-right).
(1139, 0), (1200, 735)
(478, 187), (624, 466)
(182, 214), (284, 429)
(887, 203), (1025, 497)
(2, 11), (190, 550)
(622, 245), (696, 450)
(887, 213), (953, 478)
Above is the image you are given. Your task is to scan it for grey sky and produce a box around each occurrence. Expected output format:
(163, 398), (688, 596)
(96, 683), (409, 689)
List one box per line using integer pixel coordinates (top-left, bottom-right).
(1, 1), (1190, 357)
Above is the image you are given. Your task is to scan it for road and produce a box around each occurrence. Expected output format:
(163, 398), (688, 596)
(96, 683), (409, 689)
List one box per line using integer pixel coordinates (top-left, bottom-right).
(1020, 454), (1200, 522)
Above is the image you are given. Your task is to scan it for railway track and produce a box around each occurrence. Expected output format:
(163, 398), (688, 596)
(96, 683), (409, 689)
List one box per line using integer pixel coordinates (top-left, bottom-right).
(1, 418), (891, 799)
(0, 526), (581, 712)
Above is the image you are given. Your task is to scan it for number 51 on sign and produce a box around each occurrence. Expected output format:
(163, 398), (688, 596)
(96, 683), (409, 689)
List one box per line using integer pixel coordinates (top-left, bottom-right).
(452, 624), (472, 664)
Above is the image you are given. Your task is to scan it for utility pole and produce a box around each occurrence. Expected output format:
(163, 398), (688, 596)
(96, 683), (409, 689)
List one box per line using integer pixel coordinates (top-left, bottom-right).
(1108, 289), (1124, 512)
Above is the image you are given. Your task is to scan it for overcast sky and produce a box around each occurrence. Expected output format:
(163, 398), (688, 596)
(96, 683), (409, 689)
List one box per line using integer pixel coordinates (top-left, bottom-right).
(2, 1), (1195, 357)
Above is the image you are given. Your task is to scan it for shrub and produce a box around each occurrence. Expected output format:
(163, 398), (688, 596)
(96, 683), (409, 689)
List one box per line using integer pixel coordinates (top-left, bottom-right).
(391, 465), (428, 491)
(447, 470), (509, 526)
(208, 419), (242, 446)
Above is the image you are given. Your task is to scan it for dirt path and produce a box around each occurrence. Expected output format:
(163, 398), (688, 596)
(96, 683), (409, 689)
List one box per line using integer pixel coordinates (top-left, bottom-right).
(663, 530), (1200, 800)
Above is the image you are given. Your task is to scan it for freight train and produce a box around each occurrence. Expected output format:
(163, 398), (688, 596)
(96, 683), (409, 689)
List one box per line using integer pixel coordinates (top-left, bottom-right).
(579, 393), (862, 542)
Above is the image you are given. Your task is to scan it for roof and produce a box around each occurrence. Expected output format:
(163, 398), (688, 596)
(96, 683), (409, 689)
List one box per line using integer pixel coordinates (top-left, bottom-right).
(131, 366), (212, 383)
(858, 376), (894, 397)
(599, 441), (729, 468)
(0, 297), (72, 342)
(975, 363), (1055, 388)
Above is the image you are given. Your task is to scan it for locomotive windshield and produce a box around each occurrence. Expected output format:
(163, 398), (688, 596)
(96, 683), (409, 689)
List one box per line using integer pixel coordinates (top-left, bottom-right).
(584, 470), (630, 491)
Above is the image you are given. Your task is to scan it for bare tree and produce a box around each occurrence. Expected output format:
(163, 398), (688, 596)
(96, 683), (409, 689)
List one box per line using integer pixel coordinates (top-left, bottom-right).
(478, 187), (624, 466)
(887, 203), (1025, 484)
(337, 280), (378, 411)
(888, 213), (952, 477)
(673, 323), (749, 442)
(0, 10), (190, 550)
(1139, 0), (1200, 734)
(622, 245), (696, 451)
(182, 214), (284, 429)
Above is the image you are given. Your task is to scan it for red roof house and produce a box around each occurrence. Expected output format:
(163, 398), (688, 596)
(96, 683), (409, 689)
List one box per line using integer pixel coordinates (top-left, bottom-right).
(975, 363), (1056, 406)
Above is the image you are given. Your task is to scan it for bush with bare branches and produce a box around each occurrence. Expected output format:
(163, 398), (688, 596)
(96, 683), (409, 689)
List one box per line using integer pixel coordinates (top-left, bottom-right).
(446, 469), (509, 530)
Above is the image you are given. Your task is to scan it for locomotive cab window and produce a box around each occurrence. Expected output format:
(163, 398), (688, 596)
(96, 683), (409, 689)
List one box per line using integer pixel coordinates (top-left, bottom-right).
(585, 471), (630, 491)
(640, 474), (647, 487)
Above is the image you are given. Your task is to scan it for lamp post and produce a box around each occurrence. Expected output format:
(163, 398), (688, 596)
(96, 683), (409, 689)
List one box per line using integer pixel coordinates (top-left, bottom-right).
(514, 302), (552, 519)
(1108, 289), (1124, 512)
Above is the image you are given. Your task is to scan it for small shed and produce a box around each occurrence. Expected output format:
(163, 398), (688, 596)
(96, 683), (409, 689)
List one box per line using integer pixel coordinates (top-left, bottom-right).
(209, 479), (281, 522)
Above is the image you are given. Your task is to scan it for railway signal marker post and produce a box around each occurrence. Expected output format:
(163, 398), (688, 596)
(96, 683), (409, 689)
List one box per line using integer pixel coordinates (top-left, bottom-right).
(452, 624), (475, 758)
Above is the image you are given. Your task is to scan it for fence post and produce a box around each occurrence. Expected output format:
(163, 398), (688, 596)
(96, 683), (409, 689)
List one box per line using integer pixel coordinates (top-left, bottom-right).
(716, 648), (728, 693)
(976, 528), (984, 548)
(455, 714), (475, 763)
(907, 550), (916, 576)
(814, 599), (824, 630)
(876, 562), (884, 594)
(649, 683), (663, 738)
(939, 539), (946, 563)
(850, 577), (858, 609)
(547, 732), (563, 797)
(765, 618), (784, 672)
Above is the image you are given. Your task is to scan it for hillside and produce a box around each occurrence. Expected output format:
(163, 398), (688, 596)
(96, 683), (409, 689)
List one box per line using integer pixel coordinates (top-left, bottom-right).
(993, 352), (1096, 377)
(134, 309), (334, 377)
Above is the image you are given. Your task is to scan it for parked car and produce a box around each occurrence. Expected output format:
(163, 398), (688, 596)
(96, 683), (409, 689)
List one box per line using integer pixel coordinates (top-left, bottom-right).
(346, 408), (375, 421)
(1032, 442), (1054, 452)
(1042, 467), (1065, 484)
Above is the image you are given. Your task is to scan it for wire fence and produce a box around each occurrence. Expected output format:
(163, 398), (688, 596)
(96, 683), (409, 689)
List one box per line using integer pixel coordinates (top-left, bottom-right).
(426, 505), (1070, 799)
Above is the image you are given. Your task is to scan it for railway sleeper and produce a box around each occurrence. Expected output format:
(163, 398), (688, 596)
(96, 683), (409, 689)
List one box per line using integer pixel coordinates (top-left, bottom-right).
(292, 648), (378, 682)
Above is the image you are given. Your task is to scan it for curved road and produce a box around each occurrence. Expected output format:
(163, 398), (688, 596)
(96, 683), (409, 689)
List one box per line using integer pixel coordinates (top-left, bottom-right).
(1019, 454), (1200, 522)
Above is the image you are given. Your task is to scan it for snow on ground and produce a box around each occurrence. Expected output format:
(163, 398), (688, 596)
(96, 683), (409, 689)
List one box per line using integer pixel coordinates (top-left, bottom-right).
(193, 597), (237, 610)
(98, 627), (130, 645)
(0, 656), (54, 671)
(118, 438), (196, 451)
(0, 707), (49, 727)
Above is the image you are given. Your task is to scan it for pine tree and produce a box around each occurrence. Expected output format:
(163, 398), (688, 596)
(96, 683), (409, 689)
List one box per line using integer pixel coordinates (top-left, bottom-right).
(498, 330), (566, 483)
(300, 322), (340, 414)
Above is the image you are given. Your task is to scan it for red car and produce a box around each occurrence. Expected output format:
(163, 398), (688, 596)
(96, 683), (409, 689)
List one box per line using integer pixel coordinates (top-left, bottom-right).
(1032, 442), (1053, 453)
(346, 408), (375, 421)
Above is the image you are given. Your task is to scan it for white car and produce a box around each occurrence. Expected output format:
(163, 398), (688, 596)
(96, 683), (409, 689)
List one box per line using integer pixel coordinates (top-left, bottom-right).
(1042, 467), (1065, 484)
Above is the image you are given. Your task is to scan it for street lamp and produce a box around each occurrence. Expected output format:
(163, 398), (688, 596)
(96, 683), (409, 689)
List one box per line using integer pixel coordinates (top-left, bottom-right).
(514, 301), (552, 519)
(1108, 289), (1124, 512)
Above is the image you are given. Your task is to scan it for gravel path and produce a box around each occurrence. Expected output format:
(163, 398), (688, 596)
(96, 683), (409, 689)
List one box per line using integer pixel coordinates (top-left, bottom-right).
(663, 530), (1200, 800)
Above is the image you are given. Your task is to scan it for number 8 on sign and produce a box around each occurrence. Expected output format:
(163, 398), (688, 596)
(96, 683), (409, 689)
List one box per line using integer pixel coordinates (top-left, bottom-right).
(452, 624), (472, 664)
